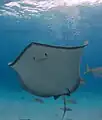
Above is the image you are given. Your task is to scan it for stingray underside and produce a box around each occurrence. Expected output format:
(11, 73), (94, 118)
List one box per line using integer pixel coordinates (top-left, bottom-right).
(8, 41), (88, 98)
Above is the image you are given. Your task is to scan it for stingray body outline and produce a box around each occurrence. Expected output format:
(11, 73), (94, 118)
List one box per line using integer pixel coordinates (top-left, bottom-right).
(8, 41), (88, 99)
(8, 41), (88, 66)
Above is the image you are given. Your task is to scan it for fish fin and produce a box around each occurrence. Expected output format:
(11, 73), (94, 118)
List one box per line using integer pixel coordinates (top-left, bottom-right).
(53, 95), (61, 100)
(67, 99), (77, 104)
(80, 79), (85, 85)
(66, 108), (72, 111)
(84, 64), (91, 75)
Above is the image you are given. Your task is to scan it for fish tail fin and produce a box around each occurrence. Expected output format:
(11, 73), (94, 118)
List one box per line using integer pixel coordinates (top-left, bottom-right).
(84, 64), (91, 75)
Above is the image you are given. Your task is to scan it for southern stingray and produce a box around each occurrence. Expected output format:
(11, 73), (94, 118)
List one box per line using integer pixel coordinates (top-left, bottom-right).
(8, 41), (88, 100)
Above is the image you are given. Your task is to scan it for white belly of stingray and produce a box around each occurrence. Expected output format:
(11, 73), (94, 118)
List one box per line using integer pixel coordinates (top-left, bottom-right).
(8, 42), (88, 97)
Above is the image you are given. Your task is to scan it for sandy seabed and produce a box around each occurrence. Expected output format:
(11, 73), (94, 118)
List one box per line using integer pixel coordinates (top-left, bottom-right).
(0, 90), (102, 120)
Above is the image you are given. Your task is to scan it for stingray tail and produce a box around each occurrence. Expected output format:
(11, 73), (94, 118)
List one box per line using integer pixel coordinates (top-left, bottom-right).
(61, 95), (66, 120)
(53, 88), (71, 100)
(84, 64), (91, 75)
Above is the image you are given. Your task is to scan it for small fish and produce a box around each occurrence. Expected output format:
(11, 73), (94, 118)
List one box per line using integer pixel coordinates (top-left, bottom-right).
(80, 79), (85, 85)
(33, 98), (44, 104)
(84, 64), (102, 77)
(62, 97), (77, 104)
(60, 107), (72, 111)
(66, 99), (77, 104)
(19, 118), (31, 120)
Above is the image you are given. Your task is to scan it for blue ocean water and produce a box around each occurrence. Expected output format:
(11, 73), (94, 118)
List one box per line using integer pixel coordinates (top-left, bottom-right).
(0, 0), (102, 120)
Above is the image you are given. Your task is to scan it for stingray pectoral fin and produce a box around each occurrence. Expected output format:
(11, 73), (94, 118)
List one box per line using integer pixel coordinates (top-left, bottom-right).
(8, 62), (13, 67)
(53, 95), (61, 100)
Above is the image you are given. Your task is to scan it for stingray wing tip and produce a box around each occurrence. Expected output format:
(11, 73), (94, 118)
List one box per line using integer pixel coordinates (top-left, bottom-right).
(84, 40), (88, 46)
(8, 62), (13, 66)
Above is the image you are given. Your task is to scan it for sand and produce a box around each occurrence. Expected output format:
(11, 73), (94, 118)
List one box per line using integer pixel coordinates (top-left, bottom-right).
(0, 90), (102, 120)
